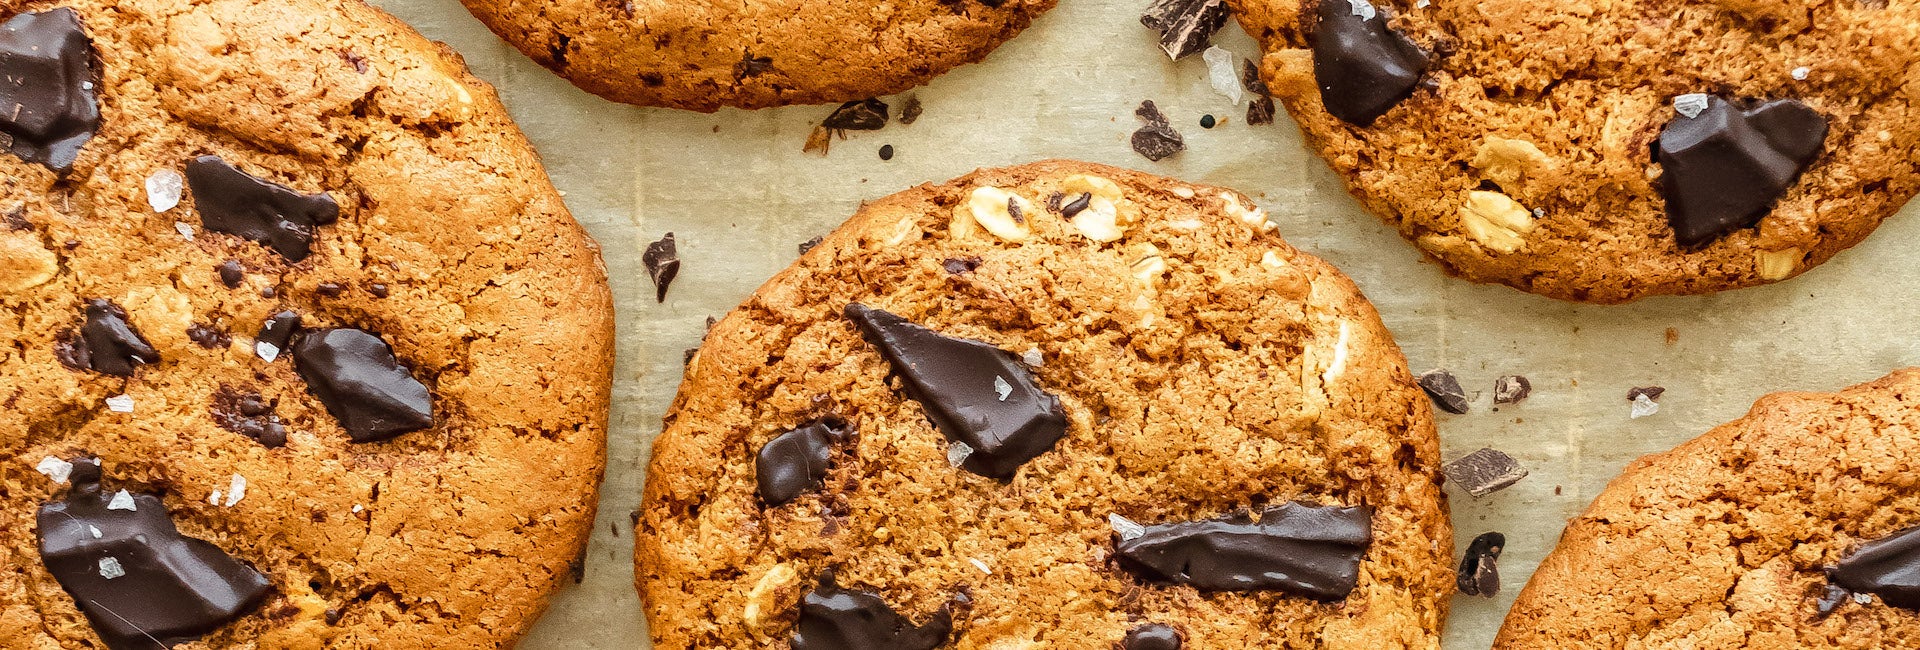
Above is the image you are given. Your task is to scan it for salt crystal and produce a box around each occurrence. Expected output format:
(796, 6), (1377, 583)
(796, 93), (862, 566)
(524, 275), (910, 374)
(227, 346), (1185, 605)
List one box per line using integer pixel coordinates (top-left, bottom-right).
(1416, 0), (1430, 6)
(993, 376), (1012, 401)
(1346, 0), (1377, 20)
(145, 169), (183, 212)
(98, 557), (125, 580)
(105, 394), (134, 413)
(1791, 66), (1810, 81)
(1630, 394), (1660, 419)
(1202, 46), (1244, 105)
(35, 456), (73, 483)
(1855, 592), (1873, 604)
(1673, 93), (1711, 119)
(947, 441), (974, 468)
(208, 490), (222, 505)
(173, 221), (194, 241)
(106, 490), (136, 511)
(1108, 513), (1146, 541)
(224, 474), (247, 507)
(352, 504), (364, 513)
(88, 525), (102, 539)
(1021, 348), (1044, 367)
(968, 558), (992, 574)
(255, 340), (280, 362)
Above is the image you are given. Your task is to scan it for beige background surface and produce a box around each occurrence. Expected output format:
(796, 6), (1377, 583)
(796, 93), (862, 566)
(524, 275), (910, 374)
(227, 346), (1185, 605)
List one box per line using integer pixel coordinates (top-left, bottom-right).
(366, 0), (1920, 646)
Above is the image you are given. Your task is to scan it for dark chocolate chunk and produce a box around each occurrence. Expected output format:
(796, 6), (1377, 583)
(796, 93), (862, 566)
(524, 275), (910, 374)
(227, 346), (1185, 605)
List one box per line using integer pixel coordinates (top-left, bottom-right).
(4, 206), (28, 230)
(256, 310), (301, 356)
(292, 328), (433, 442)
(1442, 447), (1527, 497)
(1417, 369), (1470, 414)
(315, 282), (345, 297)
(186, 324), (230, 349)
(942, 256), (983, 275)
(1311, 0), (1429, 125)
(216, 260), (245, 288)
(1493, 374), (1531, 405)
(1241, 58), (1272, 98)
(77, 299), (160, 376)
(1140, 0), (1229, 60)
(1061, 192), (1093, 218)
(1655, 96), (1827, 246)
(845, 303), (1067, 479)
(643, 232), (679, 303)
(1131, 100), (1185, 162)
(0, 8), (99, 171)
(879, 144), (895, 161)
(1627, 386), (1665, 402)
(792, 573), (952, 650)
(822, 99), (889, 132)
(1123, 623), (1183, 650)
(733, 51), (773, 80)
(899, 95), (923, 125)
(185, 156), (340, 262)
(756, 420), (847, 505)
(1815, 583), (1851, 616)
(798, 235), (824, 255)
(37, 458), (271, 649)
(1456, 531), (1504, 597)
(1114, 501), (1373, 599)
(1831, 525), (1920, 609)
(1247, 97), (1277, 126)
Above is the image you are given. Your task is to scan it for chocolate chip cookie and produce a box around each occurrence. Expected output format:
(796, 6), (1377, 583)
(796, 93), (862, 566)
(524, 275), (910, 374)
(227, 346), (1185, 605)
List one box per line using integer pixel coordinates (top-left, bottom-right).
(1497, 369), (1920, 647)
(1230, 0), (1920, 303)
(634, 160), (1453, 647)
(458, 0), (1057, 111)
(0, 0), (614, 646)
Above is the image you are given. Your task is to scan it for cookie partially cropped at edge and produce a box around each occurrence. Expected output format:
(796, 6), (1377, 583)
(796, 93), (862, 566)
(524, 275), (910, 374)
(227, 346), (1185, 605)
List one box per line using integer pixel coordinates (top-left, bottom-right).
(458, 0), (1057, 111)
(0, 0), (614, 647)
(1229, 0), (1920, 303)
(635, 160), (1453, 647)
(1497, 369), (1920, 648)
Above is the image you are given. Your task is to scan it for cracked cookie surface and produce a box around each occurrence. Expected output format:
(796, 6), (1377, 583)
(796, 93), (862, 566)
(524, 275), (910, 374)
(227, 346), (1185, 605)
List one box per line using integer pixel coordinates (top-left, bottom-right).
(0, 0), (614, 647)
(635, 160), (1452, 648)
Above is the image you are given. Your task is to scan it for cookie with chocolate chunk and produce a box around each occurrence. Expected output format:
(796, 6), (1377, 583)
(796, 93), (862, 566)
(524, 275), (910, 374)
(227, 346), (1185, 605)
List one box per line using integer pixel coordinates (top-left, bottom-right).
(0, 0), (613, 647)
(1230, 0), (1920, 303)
(458, 0), (1056, 110)
(1498, 369), (1920, 647)
(634, 160), (1452, 646)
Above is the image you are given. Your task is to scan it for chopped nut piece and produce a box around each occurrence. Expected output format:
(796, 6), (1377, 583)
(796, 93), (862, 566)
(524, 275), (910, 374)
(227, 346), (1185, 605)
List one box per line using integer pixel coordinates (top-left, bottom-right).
(1220, 192), (1271, 232)
(1755, 247), (1803, 280)
(1059, 174), (1133, 242)
(1470, 138), (1552, 186)
(0, 230), (58, 292)
(742, 563), (800, 638)
(1130, 243), (1168, 285)
(1459, 190), (1536, 253)
(952, 187), (1036, 241)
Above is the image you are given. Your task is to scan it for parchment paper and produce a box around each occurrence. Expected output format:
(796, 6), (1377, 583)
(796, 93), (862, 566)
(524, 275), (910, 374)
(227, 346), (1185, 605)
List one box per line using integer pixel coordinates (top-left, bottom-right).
(366, 0), (1920, 646)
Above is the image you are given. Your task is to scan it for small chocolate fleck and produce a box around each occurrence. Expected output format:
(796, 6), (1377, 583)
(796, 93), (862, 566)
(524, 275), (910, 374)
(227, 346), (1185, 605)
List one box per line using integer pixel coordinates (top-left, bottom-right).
(733, 51), (774, 80)
(643, 232), (679, 303)
(292, 328), (433, 442)
(879, 144), (894, 161)
(1115, 501), (1373, 599)
(324, 608), (345, 625)
(1831, 525), (1920, 609)
(1456, 532), (1504, 597)
(186, 324), (230, 349)
(1200, 114), (1216, 129)
(217, 260), (244, 288)
(259, 286), (277, 299)
(1241, 58), (1272, 98)
(0, 8), (100, 171)
(792, 572), (952, 650)
(798, 236), (824, 255)
(1493, 375), (1531, 405)
(822, 99), (889, 132)
(1122, 623), (1183, 650)
(1131, 100), (1185, 162)
(1311, 0), (1430, 125)
(899, 95), (923, 125)
(756, 420), (848, 505)
(1247, 96), (1276, 126)
(1140, 0), (1229, 60)
(1442, 447), (1527, 497)
(1006, 196), (1025, 224)
(186, 156), (339, 262)
(315, 282), (345, 297)
(942, 256), (983, 275)
(1627, 386), (1666, 402)
(75, 299), (160, 376)
(1061, 192), (1093, 218)
(338, 49), (369, 74)
(1418, 369), (1470, 414)
(4, 207), (29, 230)
(368, 283), (389, 298)
(256, 311), (301, 354)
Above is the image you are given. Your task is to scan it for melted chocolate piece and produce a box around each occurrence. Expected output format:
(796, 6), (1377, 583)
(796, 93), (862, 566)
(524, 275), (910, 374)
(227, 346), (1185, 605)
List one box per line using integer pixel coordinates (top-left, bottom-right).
(1123, 623), (1183, 650)
(1831, 525), (1920, 609)
(1114, 501), (1373, 599)
(185, 156), (339, 262)
(292, 328), (433, 442)
(0, 8), (99, 170)
(845, 304), (1067, 479)
(1655, 96), (1827, 246)
(78, 299), (160, 376)
(37, 458), (270, 649)
(792, 574), (952, 650)
(756, 420), (846, 505)
(1456, 531), (1504, 597)
(1311, 0), (1428, 126)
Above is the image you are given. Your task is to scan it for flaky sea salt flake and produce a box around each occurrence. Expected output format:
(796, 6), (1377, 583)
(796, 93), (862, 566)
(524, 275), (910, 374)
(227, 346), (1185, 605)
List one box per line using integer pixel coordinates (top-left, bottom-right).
(98, 557), (125, 579)
(1630, 393), (1660, 419)
(1673, 93), (1711, 119)
(993, 376), (1012, 401)
(255, 340), (280, 363)
(1202, 46), (1244, 104)
(968, 558), (993, 574)
(947, 441), (975, 468)
(106, 490), (136, 511)
(105, 394), (134, 413)
(1792, 66), (1811, 81)
(173, 221), (194, 241)
(146, 169), (183, 212)
(88, 525), (102, 539)
(1021, 348), (1044, 367)
(224, 474), (247, 507)
(1109, 513), (1146, 541)
(35, 456), (73, 483)
(1346, 0), (1377, 20)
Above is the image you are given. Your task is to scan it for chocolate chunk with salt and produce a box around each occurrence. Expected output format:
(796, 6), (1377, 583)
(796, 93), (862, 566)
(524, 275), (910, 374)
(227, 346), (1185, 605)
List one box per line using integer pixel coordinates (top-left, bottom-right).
(1140, 0), (1229, 61)
(822, 98), (889, 132)
(1457, 532), (1504, 597)
(1131, 100), (1185, 162)
(1311, 0), (1428, 126)
(792, 573), (952, 650)
(644, 232), (679, 303)
(292, 328), (433, 442)
(1123, 623), (1183, 650)
(1831, 525), (1920, 609)
(38, 458), (270, 649)
(1114, 501), (1373, 599)
(845, 304), (1066, 479)
(1655, 96), (1827, 246)
(1442, 447), (1527, 497)
(756, 420), (847, 505)
(1417, 369), (1470, 414)
(0, 8), (100, 171)
(186, 156), (339, 261)
(77, 299), (160, 376)
(256, 310), (301, 356)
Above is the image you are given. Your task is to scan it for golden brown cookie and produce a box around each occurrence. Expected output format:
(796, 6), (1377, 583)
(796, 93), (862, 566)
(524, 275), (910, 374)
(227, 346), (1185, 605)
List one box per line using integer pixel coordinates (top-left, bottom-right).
(635, 160), (1452, 647)
(0, 0), (614, 647)
(1497, 369), (1920, 648)
(457, 0), (1057, 111)
(1231, 0), (1920, 303)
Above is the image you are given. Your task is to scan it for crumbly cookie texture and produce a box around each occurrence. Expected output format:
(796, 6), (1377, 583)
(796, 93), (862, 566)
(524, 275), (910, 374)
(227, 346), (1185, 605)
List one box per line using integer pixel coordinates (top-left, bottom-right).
(1498, 369), (1920, 648)
(1230, 0), (1920, 303)
(0, 0), (613, 647)
(458, 0), (1057, 111)
(635, 160), (1452, 647)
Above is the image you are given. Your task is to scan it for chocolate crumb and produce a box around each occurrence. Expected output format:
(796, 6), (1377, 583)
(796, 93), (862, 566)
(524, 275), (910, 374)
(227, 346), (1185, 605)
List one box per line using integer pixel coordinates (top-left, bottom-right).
(1247, 96), (1276, 126)
(1200, 114), (1216, 129)
(822, 98), (889, 132)
(1061, 192), (1092, 218)
(879, 144), (894, 161)
(899, 95), (923, 125)
(644, 233), (680, 303)
(1131, 100), (1185, 162)
(942, 257), (983, 275)
(733, 51), (773, 80)
(1493, 375), (1531, 405)
(1418, 369), (1471, 414)
(4, 206), (28, 230)
(325, 608), (344, 625)
(1457, 532), (1505, 597)
(1816, 583), (1852, 616)
(338, 49), (369, 74)
(1006, 197), (1024, 224)
(217, 260), (244, 288)
(1627, 386), (1666, 402)
(186, 324), (230, 349)
(315, 282), (345, 297)
(368, 283), (389, 298)
(798, 236), (824, 255)
(1442, 447), (1528, 497)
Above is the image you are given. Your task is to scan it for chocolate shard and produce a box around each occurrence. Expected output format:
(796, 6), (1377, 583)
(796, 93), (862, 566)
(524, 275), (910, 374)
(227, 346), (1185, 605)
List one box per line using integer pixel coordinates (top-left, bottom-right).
(1131, 100), (1185, 162)
(792, 574), (952, 650)
(1417, 369), (1470, 414)
(643, 232), (679, 303)
(1140, 0), (1229, 61)
(1457, 531), (1504, 597)
(79, 299), (160, 376)
(844, 304), (1067, 479)
(256, 310), (301, 355)
(1311, 0), (1428, 126)
(1831, 525), (1920, 609)
(292, 328), (433, 442)
(1815, 583), (1851, 616)
(822, 99), (889, 132)
(185, 156), (340, 262)
(1441, 447), (1527, 497)
(0, 8), (100, 171)
(756, 420), (847, 505)
(1114, 501), (1373, 599)
(37, 458), (270, 649)
(1123, 623), (1184, 650)
(1492, 374), (1531, 405)
(1655, 96), (1827, 246)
